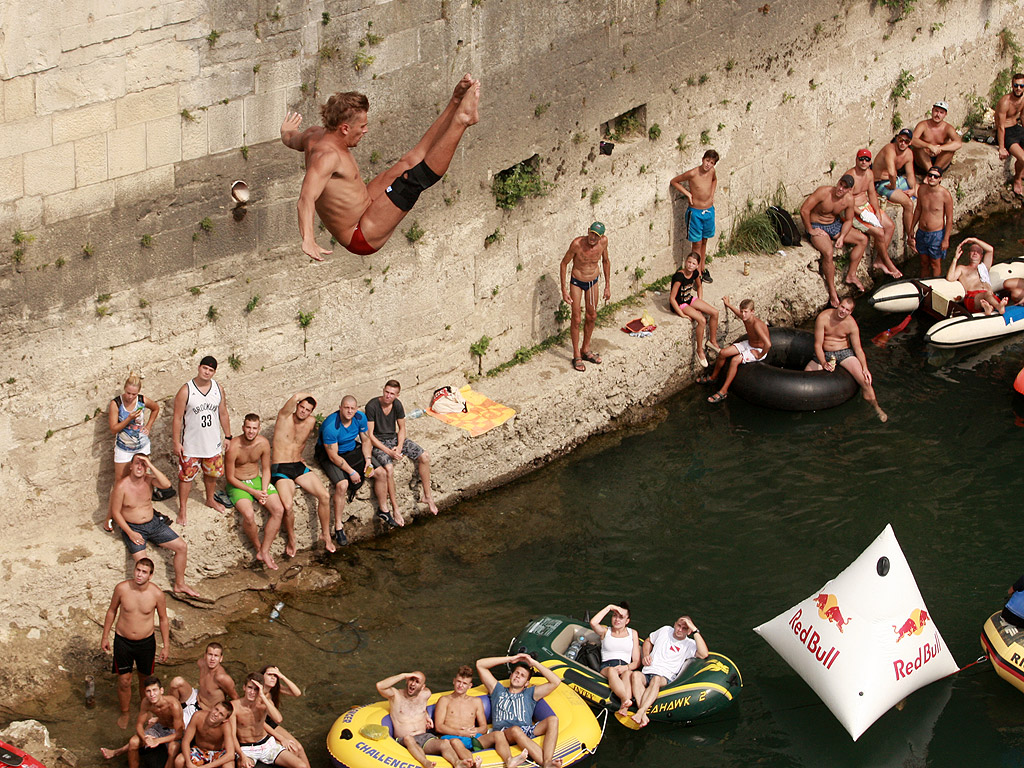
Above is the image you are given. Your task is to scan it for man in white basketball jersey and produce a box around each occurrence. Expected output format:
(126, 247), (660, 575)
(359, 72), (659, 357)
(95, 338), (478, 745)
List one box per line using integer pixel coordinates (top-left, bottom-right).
(172, 356), (233, 525)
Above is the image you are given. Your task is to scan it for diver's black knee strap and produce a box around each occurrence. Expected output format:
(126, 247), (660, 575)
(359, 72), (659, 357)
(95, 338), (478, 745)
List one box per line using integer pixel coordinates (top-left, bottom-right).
(385, 161), (442, 212)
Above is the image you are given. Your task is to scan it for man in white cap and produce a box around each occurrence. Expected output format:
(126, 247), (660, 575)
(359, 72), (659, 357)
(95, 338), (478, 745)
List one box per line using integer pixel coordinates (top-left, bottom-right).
(560, 222), (611, 372)
(911, 100), (962, 172)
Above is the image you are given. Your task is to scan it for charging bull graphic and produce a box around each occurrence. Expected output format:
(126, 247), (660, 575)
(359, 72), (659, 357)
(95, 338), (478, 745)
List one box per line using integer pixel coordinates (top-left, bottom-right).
(814, 593), (854, 634)
(893, 609), (930, 642)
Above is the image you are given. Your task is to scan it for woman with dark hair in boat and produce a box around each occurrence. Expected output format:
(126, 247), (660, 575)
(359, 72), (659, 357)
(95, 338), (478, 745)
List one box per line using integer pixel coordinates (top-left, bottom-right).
(588, 603), (640, 716)
(260, 664), (308, 764)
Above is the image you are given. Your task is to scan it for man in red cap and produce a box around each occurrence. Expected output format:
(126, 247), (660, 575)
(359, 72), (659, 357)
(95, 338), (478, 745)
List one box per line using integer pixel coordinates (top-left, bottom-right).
(843, 149), (900, 278)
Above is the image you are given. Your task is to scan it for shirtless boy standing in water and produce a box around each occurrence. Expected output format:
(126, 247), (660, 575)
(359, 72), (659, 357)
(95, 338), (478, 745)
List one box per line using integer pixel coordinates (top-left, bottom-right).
(805, 297), (887, 422)
(280, 76), (480, 260)
(560, 222), (611, 372)
(700, 297), (771, 404)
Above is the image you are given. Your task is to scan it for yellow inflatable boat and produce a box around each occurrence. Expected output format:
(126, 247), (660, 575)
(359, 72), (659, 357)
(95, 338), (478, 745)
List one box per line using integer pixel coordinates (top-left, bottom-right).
(981, 610), (1024, 694)
(327, 679), (604, 768)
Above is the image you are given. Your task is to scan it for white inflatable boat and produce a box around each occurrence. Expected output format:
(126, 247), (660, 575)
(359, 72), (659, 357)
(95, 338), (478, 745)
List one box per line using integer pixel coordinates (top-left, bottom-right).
(868, 260), (1024, 348)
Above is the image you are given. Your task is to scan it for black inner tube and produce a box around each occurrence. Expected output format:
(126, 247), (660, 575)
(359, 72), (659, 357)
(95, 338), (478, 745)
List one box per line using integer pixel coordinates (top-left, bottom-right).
(727, 328), (859, 411)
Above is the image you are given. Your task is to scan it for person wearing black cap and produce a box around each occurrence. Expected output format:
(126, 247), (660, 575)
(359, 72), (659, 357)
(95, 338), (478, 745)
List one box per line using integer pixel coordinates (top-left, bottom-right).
(873, 129), (918, 250)
(559, 222), (611, 371)
(911, 101), (962, 172)
(799, 176), (869, 307)
(171, 356), (233, 525)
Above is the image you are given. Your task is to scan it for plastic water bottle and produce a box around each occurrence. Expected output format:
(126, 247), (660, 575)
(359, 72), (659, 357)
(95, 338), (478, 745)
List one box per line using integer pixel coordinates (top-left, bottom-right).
(408, 408), (426, 419)
(565, 638), (583, 660)
(269, 601), (284, 622)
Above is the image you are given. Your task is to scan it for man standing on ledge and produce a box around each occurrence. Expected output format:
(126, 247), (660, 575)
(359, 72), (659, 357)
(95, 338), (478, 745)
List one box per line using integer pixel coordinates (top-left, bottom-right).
(280, 75), (480, 260)
(995, 73), (1024, 195)
(172, 356), (232, 525)
(560, 222), (611, 372)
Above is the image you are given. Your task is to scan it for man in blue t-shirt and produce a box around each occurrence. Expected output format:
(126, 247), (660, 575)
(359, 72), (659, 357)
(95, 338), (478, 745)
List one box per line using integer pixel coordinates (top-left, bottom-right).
(1003, 576), (1024, 628)
(314, 395), (380, 547)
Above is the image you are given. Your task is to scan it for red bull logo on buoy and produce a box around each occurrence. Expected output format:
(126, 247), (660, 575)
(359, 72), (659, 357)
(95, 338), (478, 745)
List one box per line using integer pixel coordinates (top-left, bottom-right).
(813, 593), (854, 634)
(892, 609), (929, 642)
(788, 608), (841, 670)
(893, 630), (943, 680)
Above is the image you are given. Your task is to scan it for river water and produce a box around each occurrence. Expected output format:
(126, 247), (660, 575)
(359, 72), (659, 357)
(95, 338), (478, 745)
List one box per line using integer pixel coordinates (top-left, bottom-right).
(42, 211), (1024, 766)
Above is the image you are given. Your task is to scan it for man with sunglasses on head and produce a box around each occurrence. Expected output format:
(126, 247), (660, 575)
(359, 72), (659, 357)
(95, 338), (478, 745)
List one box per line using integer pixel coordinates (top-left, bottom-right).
(909, 166), (953, 277)
(995, 74), (1024, 196)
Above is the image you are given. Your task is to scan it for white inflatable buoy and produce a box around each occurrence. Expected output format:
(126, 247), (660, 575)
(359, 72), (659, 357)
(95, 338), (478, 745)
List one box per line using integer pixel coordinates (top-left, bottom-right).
(753, 524), (957, 740)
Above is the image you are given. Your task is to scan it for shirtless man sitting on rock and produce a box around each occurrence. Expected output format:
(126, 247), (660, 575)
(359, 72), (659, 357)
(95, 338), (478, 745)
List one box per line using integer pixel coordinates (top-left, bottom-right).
(911, 101), (963, 173)
(800, 175), (869, 306)
(280, 76), (480, 260)
(110, 455), (202, 601)
(233, 674), (307, 768)
(804, 297), (888, 422)
(226, 413), (285, 570)
(271, 393), (331, 555)
(873, 129), (919, 253)
(175, 701), (234, 768)
(433, 666), (525, 768)
(844, 149), (900, 277)
(376, 671), (471, 768)
(101, 675), (183, 768)
(947, 237), (1006, 316)
(169, 643), (238, 729)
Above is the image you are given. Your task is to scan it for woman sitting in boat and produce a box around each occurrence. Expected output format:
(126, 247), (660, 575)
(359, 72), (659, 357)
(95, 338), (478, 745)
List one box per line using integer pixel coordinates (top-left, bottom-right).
(476, 653), (564, 768)
(588, 603), (640, 716)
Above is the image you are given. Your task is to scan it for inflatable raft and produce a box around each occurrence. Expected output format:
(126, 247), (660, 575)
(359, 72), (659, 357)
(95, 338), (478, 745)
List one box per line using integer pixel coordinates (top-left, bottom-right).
(326, 680), (603, 768)
(510, 614), (741, 724)
(724, 328), (858, 411)
(0, 741), (45, 768)
(868, 260), (1024, 348)
(980, 610), (1024, 694)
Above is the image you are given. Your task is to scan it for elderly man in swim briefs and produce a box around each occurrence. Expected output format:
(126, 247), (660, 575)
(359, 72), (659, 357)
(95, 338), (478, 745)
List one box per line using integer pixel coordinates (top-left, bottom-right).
(804, 297), (888, 422)
(844, 149), (900, 277)
(560, 222), (612, 372)
(946, 237), (1007, 316)
(476, 654), (564, 768)
(433, 666), (524, 768)
(630, 616), (708, 728)
(909, 165), (954, 277)
(375, 671), (473, 768)
(800, 175), (869, 306)
(280, 76), (479, 260)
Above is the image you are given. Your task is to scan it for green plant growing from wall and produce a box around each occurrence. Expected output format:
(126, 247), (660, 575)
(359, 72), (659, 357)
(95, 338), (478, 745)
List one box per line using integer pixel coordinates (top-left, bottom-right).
(82, 243), (94, 257)
(876, 0), (916, 22)
(140, 234), (153, 248)
(470, 335), (491, 376)
(12, 230), (33, 246)
(56, 257), (66, 268)
(245, 295), (260, 313)
(962, 92), (987, 130)
(648, 123), (661, 140)
(206, 30), (220, 46)
(228, 353), (243, 371)
(555, 301), (571, 324)
(206, 305), (219, 322)
(484, 229), (503, 248)
(700, 130), (711, 145)
(298, 310), (315, 328)
(321, 12), (330, 25)
(534, 102), (551, 118)
(590, 186), (605, 206)
(353, 51), (375, 72)
(676, 134), (691, 152)
(890, 69), (915, 103)
(404, 221), (424, 243)
(240, 145), (249, 160)
(492, 159), (551, 209)
(189, 286), (202, 296)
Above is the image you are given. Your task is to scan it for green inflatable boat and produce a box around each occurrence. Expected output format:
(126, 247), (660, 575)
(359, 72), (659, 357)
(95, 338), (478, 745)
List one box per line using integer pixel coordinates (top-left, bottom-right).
(509, 614), (742, 724)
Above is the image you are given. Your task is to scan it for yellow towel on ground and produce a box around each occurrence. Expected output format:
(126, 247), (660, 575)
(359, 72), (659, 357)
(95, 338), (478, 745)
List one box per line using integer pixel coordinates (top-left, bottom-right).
(427, 385), (516, 437)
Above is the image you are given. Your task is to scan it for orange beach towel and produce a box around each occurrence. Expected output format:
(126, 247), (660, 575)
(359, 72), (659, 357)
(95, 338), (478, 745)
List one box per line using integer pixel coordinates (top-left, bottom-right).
(427, 385), (516, 437)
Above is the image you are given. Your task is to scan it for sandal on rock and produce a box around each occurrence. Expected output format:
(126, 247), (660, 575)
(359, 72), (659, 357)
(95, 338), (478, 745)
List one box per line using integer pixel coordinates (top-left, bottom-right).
(572, 358), (586, 372)
(104, 518), (114, 532)
(707, 392), (728, 404)
(333, 528), (349, 547)
(376, 509), (399, 529)
(582, 351), (602, 365)
(696, 375), (714, 384)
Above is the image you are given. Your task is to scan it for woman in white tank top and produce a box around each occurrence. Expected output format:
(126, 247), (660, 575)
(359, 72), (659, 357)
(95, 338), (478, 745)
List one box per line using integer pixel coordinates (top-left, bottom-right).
(589, 602), (641, 716)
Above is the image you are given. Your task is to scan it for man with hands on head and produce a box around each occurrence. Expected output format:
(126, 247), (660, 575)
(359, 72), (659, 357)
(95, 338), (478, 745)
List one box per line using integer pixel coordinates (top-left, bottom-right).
(630, 616), (708, 728)
(375, 671), (471, 768)
(476, 653), (564, 768)
(232, 674), (307, 768)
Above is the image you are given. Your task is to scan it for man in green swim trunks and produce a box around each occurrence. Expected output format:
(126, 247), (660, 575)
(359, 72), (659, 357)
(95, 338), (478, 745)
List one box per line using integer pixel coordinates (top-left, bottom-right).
(559, 222), (611, 372)
(225, 413), (285, 571)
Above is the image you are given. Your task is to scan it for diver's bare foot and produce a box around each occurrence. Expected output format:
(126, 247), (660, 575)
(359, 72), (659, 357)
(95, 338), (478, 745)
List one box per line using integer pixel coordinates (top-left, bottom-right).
(116, 711), (130, 729)
(506, 754), (528, 768)
(320, 534), (336, 554)
(285, 541), (297, 558)
(205, 498), (227, 513)
(174, 583), (202, 599)
(455, 81), (480, 126)
(453, 74), (473, 101)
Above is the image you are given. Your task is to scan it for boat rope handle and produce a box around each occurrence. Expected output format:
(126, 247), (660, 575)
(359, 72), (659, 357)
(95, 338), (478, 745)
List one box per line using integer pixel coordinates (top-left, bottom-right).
(582, 708), (609, 755)
(954, 654), (989, 674)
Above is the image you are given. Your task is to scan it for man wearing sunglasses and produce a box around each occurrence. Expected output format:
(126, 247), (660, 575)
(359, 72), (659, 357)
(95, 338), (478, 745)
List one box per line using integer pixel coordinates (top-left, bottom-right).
(995, 74), (1024, 196)
(909, 167), (953, 278)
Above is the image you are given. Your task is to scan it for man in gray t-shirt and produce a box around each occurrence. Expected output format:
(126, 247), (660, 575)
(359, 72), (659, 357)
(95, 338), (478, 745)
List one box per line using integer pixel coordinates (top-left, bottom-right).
(365, 379), (439, 526)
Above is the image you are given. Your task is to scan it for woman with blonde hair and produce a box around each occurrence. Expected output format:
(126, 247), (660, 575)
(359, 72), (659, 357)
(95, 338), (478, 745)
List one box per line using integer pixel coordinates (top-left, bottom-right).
(106, 372), (166, 530)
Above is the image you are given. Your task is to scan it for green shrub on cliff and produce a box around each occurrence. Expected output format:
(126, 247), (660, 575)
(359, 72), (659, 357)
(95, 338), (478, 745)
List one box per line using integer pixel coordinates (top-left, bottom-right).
(492, 159), (551, 210)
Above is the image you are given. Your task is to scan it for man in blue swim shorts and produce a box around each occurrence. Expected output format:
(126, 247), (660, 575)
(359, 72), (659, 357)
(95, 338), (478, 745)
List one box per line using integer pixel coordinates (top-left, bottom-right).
(909, 166), (953, 277)
(670, 149), (719, 283)
(800, 175), (869, 307)
(434, 666), (526, 768)
(560, 222), (611, 372)
(376, 671), (474, 768)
